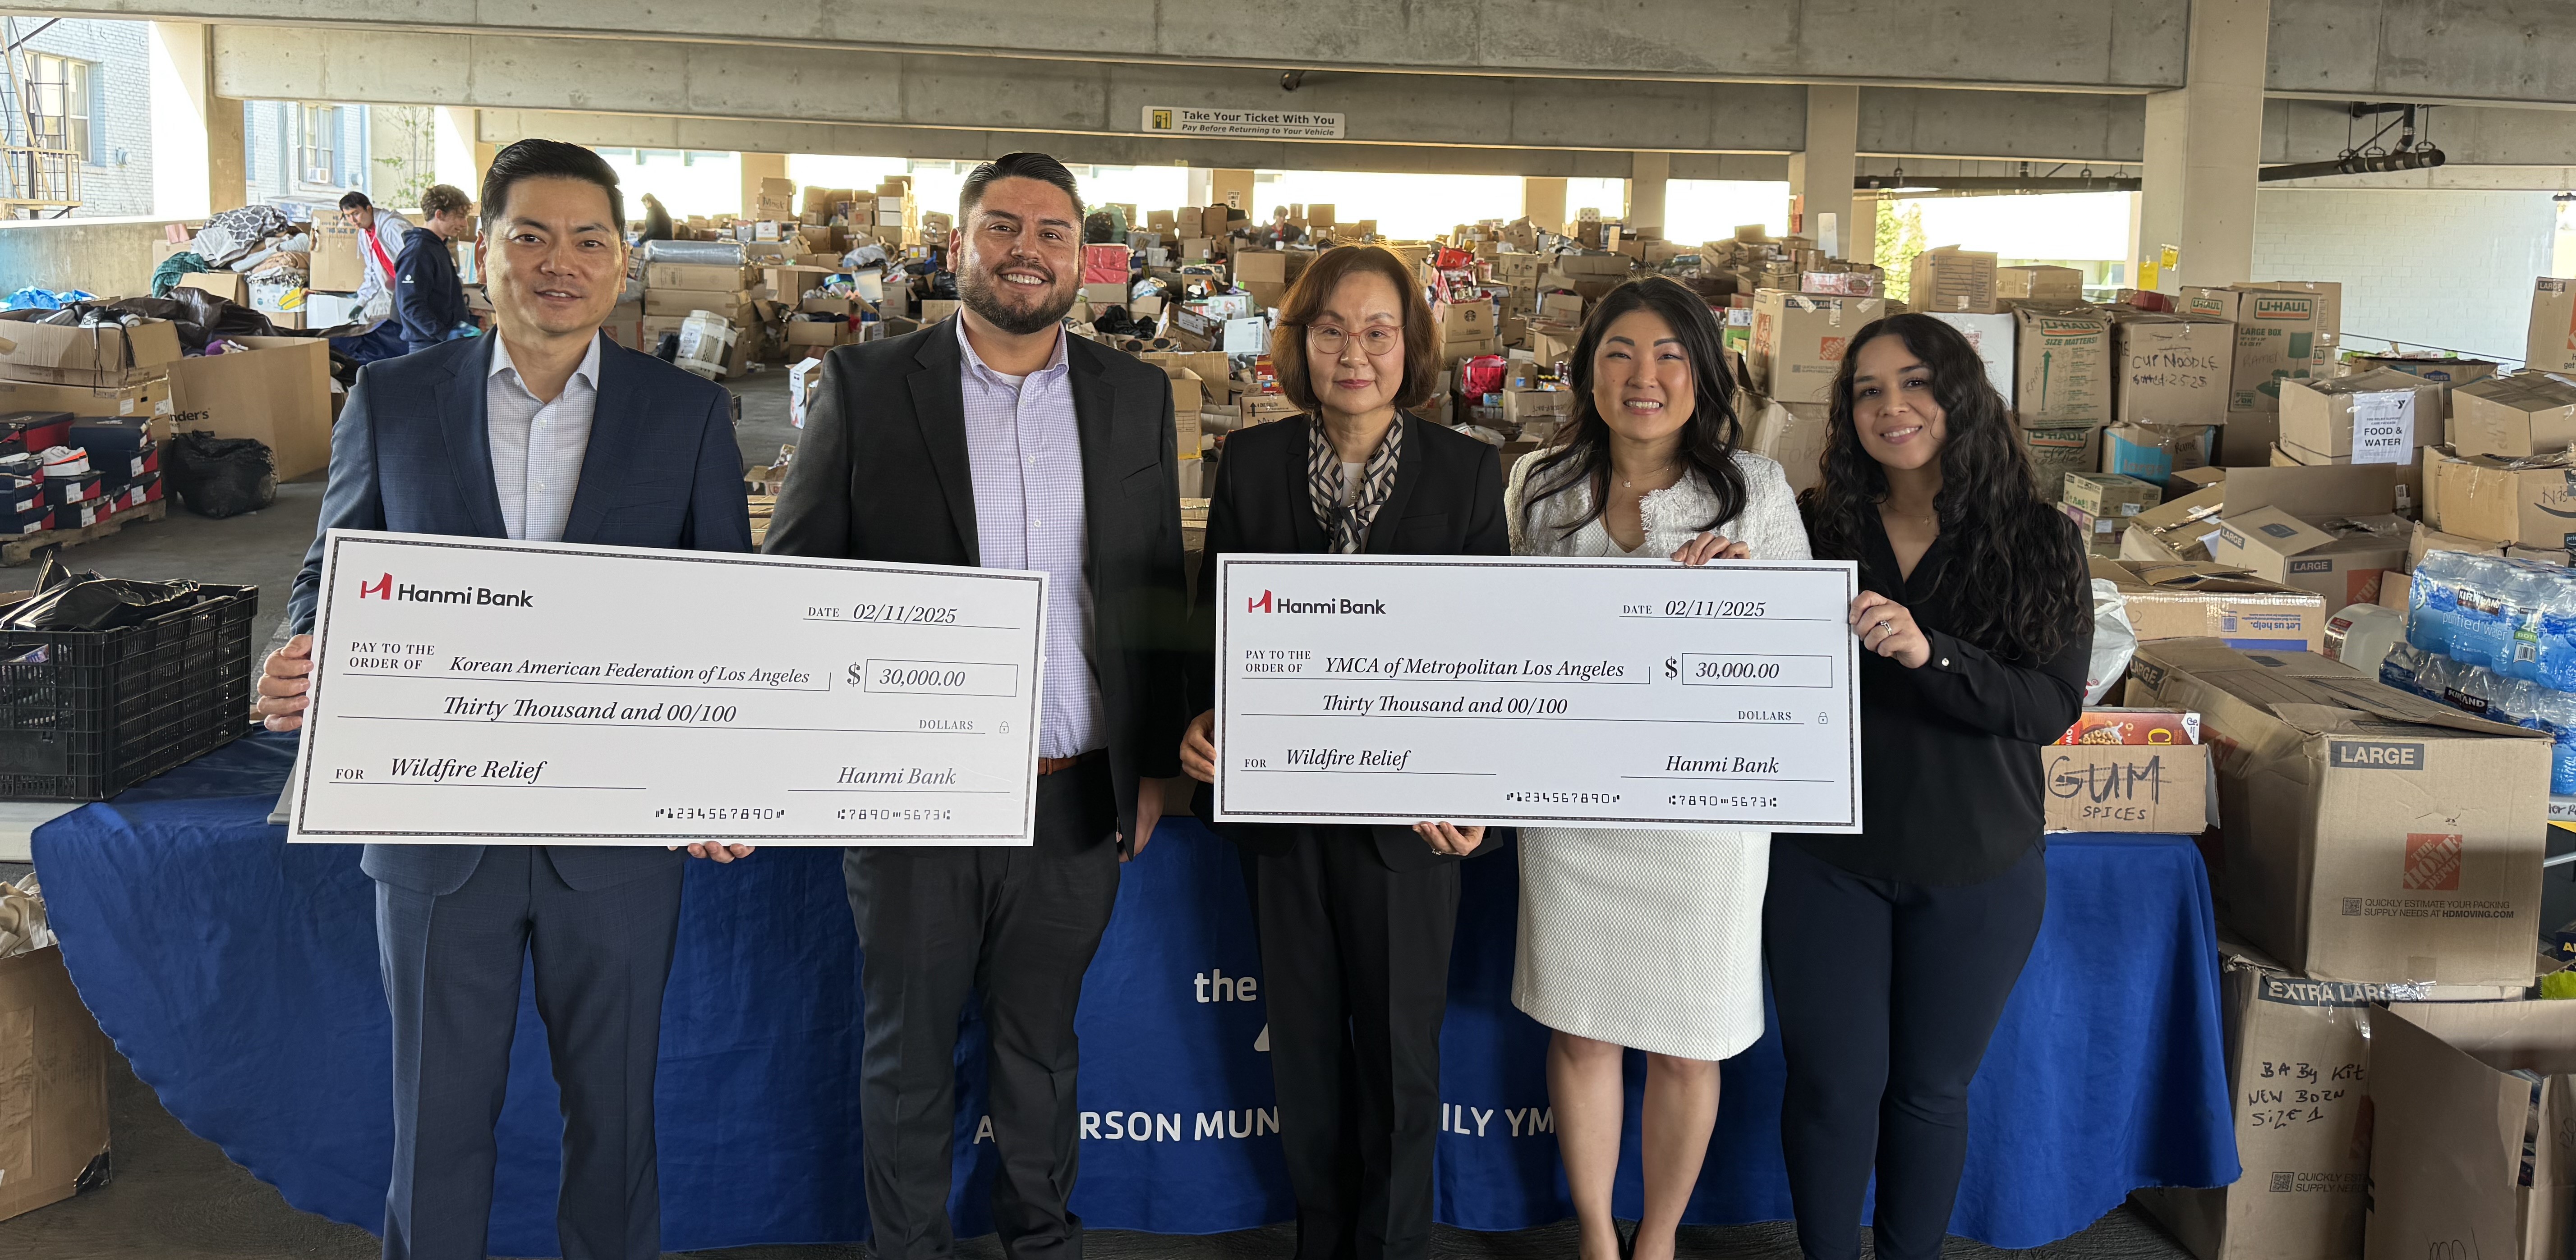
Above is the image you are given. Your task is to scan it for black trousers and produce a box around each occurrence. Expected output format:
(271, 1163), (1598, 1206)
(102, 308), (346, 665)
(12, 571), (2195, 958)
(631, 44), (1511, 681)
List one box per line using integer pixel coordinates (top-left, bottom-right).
(846, 759), (1120, 1260)
(375, 846), (685, 1260)
(1242, 831), (1461, 1260)
(1762, 840), (2048, 1260)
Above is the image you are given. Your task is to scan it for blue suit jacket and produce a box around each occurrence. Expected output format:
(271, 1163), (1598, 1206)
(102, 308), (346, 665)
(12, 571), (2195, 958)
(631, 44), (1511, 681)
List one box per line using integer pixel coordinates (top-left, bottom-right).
(290, 333), (753, 895)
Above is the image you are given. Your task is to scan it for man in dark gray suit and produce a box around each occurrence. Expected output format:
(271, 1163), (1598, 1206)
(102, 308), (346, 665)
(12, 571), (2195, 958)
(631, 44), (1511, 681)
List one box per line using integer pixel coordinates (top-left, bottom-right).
(254, 139), (752, 1260)
(763, 151), (1191, 1260)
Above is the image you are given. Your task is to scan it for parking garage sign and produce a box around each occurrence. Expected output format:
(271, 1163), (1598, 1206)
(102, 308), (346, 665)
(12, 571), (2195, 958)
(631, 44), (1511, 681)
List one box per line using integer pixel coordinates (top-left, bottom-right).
(1142, 106), (1345, 140)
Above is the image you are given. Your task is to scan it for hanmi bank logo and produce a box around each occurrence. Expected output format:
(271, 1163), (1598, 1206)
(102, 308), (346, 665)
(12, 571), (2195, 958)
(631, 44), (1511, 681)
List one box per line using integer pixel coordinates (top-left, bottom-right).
(357, 573), (535, 609)
(1244, 590), (1388, 614)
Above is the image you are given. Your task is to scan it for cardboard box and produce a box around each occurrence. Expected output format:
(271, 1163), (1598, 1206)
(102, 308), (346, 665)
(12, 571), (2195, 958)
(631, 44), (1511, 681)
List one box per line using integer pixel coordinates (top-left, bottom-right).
(0, 945), (110, 1223)
(1927, 312), (2015, 406)
(2122, 465), (2399, 565)
(2278, 369), (2445, 461)
(2409, 519), (2510, 571)
(648, 262), (758, 291)
(644, 287), (751, 318)
(2103, 422), (2217, 486)
(2130, 940), (2376, 1260)
(2024, 425), (2103, 504)
(2042, 742), (2209, 833)
(783, 317), (851, 348)
(0, 317), (182, 387)
(167, 336), (334, 481)
(2124, 640), (2550, 986)
(2343, 355), (2499, 407)
(2433, 452), (2576, 549)
(2274, 437), (2427, 521)
(1908, 246), (1998, 313)
(2363, 1001), (2576, 1260)
(0, 376), (170, 421)
(1743, 395), (1831, 493)
(1440, 301), (1494, 344)
(2015, 307), (2113, 425)
(179, 272), (245, 304)
(1231, 250), (1310, 289)
(1996, 265), (2085, 304)
(308, 222), (365, 293)
(2447, 373), (2576, 459)
(1082, 282), (1130, 308)
(2181, 285), (2327, 413)
(1499, 387), (1572, 427)
(1749, 290), (1884, 405)
(2063, 471), (2162, 519)
(1537, 292), (1585, 324)
(2525, 276), (2576, 373)
(2208, 504), (2408, 608)
(2115, 310), (2235, 426)
(2089, 557), (2328, 652)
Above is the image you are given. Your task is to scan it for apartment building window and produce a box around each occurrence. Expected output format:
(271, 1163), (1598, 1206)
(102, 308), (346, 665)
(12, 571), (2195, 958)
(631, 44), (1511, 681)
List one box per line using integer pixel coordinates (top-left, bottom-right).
(28, 54), (92, 163)
(298, 104), (337, 186)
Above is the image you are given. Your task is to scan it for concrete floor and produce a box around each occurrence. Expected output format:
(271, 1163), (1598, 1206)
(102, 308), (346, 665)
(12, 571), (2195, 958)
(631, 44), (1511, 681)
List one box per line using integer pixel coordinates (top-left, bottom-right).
(0, 363), (2192, 1259)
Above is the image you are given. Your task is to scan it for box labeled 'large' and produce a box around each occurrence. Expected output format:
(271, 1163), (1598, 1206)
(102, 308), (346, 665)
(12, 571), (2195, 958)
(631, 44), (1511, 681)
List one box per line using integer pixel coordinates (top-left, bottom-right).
(2125, 641), (2549, 988)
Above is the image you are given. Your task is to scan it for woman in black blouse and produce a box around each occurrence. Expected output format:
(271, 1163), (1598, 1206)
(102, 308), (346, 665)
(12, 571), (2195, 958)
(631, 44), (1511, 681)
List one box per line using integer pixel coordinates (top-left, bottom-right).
(1771, 313), (2092, 1260)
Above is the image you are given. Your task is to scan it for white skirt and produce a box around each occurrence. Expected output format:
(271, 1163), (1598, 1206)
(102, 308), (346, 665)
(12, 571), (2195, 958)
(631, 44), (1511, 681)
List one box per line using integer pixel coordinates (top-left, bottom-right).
(1511, 826), (1771, 1061)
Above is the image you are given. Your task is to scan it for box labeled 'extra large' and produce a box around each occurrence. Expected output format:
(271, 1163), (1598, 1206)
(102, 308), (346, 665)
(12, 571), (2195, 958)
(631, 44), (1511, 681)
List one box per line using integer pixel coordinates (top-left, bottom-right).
(2125, 640), (2550, 988)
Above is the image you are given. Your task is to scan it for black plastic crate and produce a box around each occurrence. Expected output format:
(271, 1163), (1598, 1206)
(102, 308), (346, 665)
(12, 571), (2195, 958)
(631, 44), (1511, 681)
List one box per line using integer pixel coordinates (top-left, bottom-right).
(0, 584), (259, 801)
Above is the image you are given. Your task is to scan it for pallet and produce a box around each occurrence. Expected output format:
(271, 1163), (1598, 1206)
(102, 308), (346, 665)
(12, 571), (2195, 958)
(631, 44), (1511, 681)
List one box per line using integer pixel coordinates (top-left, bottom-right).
(1, 499), (168, 566)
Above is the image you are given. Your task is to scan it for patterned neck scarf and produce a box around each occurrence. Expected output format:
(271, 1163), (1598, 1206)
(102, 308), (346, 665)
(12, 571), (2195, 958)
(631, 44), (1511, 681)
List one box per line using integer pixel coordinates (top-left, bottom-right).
(1307, 415), (1405, 554)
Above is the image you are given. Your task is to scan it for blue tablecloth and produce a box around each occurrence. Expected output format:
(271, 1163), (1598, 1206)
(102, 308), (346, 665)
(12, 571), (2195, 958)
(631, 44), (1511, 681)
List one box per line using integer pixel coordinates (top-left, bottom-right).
(34, 733), (2237, 1255)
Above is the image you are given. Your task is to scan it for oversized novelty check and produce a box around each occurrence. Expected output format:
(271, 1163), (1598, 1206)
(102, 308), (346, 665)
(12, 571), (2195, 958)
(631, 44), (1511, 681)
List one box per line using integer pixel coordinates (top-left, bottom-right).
(287, 531), (1045, 845)
(1214, 555), (1862, 831)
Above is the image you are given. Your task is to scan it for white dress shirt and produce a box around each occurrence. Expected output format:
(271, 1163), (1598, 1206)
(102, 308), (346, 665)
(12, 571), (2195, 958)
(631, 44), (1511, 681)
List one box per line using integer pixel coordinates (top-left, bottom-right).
(486, 335), (602, 543)
(953, 319), (1105, 758)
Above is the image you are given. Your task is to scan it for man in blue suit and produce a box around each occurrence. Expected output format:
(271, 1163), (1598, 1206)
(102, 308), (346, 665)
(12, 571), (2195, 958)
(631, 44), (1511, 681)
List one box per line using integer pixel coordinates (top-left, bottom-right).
(254, 139), (753, 1260)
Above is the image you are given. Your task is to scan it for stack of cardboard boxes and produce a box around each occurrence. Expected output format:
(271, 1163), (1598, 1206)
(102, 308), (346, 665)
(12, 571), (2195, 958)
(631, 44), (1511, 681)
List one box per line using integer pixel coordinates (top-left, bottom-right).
(0, 316), (187, 537)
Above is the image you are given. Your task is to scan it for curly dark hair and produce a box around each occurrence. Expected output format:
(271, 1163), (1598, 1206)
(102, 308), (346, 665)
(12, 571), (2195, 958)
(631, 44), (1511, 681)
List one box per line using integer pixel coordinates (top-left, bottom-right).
(1517, 276), (1747, 541)
(1798, 312), (2089, 660)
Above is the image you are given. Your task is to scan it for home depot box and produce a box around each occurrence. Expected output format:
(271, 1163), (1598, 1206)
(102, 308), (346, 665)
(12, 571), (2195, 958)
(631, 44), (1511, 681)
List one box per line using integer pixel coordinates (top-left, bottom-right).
(2208, 505), (2408, 608)
(2278, 369), (2446, 461)
(1928, 312), (2015, 405)
(1908, 246), (1997, 313)
(1996, 264), (2085, 304)
(2042, 741), (2210, 832)
(2015, 306), (2112, 425)
(167, 336), (335, 481)
(1749, 290), (1883, 405)
(2115, 310), (2234, 426)
(2525, 276), (2576, 373)
(0, 316), (182, 387)
(1743, 395), (1831, 493)
(2130, 940), (2377, 1260)
(2448, 373), (2576, 459)
(0, 945), (111, 1224)
(309, 222), (366, 293)
(2432, 452), (2576, 549)
(2089, 558), (2327, 651)
(2124, 640), (2550, 986)
(2363, 1001), (2576, 1260)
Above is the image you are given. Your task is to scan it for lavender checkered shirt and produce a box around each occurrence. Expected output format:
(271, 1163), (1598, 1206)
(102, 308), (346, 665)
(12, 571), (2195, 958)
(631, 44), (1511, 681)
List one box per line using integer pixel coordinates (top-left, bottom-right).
(486, 334), (600, 543)
(956, 319), (1104, 758)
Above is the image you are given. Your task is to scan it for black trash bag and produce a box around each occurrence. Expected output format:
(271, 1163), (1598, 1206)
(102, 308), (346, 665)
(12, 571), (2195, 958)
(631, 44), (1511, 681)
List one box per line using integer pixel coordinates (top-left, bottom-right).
(655, 331), (681, 362)
(0, 572), (201, 632)
(167, 430), (276, 519)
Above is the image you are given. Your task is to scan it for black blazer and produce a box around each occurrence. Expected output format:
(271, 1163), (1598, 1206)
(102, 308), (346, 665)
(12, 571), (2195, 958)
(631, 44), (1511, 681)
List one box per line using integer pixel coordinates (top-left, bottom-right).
(1188, 412), (1510, 872)
(763, 319), (1192, 848)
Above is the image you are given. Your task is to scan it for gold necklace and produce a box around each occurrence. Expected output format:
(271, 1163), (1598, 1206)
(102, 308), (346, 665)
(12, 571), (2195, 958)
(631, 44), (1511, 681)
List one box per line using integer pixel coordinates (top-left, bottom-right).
(1619, 461), (1679, 491)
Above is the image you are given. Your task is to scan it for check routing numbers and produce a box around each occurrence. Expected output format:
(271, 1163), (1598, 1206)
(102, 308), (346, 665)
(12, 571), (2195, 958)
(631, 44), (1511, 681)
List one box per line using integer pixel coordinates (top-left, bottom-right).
(1213, 556), (1863, 832)
(288, 532), (1047, 844)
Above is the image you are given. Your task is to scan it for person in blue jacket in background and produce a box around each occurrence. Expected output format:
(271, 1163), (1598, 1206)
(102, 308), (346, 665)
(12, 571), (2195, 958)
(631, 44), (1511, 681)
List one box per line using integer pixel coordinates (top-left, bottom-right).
(395, 182), (478, 354)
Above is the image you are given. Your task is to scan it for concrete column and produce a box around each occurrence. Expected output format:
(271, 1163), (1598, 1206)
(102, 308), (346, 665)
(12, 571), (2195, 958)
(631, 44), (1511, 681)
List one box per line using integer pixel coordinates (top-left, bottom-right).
(1186, 167), (1213, 208)
(147, 22), (214, 218)
(207, 92), (245, 215)
(740, 151), (789, 217)
(2136, 0), (2269, 289)
(1850, 194), (1880, 266)
(1523, 176), (1566, 231)
(1627, 152), (1669, 238)
(1789, 85), (1859, 257)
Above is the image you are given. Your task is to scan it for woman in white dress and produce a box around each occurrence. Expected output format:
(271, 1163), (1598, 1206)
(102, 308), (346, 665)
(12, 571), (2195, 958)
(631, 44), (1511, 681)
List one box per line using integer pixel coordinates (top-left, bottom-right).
(1503, 276), (1812, 1260)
